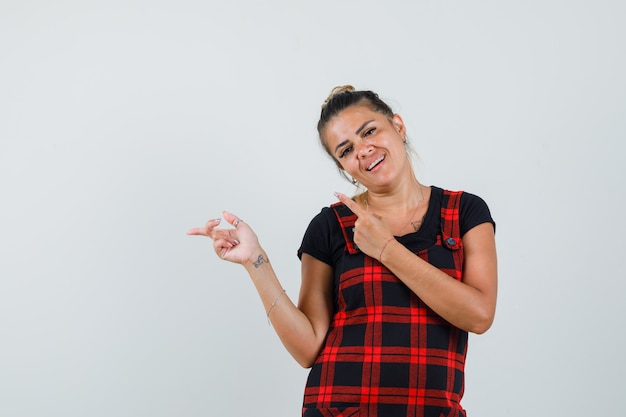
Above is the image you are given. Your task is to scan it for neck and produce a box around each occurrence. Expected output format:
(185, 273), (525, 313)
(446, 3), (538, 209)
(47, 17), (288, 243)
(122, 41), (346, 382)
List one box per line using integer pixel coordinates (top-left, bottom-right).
(364, 174), (425, 213)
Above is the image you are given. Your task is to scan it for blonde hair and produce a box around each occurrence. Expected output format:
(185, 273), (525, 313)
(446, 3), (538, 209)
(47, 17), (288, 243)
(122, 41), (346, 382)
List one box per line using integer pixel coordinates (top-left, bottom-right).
(321, 85), (356, 109)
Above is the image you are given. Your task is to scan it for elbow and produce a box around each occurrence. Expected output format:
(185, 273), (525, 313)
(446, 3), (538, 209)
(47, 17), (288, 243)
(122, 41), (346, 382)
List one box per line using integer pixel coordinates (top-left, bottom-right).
(295, 352), (319, 369)
(467, 308), (495, 335)
(469, 321), (492, 335)
(297, 359), (315, 369)
(292, 345), (323, 369)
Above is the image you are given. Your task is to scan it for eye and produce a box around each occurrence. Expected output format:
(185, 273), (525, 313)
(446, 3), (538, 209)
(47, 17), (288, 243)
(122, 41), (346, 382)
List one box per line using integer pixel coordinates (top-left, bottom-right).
(364, 127), (376, 137)
(339, 146), (353, 158)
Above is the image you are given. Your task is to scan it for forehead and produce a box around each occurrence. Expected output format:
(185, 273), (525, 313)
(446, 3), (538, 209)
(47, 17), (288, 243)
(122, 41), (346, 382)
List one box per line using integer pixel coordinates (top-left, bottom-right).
(324, 106), (385, 140)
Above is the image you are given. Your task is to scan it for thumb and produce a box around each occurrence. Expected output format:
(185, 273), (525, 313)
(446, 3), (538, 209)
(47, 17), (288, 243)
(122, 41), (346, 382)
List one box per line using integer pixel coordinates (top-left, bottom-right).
(222, 211), (241, 227)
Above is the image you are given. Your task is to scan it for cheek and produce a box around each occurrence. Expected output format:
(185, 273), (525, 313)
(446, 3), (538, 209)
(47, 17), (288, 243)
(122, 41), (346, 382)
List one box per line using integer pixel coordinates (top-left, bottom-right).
(338, 159), (355, 172)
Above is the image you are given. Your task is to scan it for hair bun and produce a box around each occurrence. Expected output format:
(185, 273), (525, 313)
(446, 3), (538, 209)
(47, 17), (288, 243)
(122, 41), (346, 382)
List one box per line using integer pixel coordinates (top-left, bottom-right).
(322, 85), (356, 108)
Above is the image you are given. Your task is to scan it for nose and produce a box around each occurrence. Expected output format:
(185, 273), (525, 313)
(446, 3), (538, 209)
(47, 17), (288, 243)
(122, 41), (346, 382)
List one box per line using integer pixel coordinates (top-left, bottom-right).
(356, 141), (373, 158)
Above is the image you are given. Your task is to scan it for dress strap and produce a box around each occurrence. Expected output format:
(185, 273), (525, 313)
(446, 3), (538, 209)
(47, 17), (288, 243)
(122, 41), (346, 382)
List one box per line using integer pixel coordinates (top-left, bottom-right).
(330, 202), (360, 255)
(440, 189), (464, 280)
(440, 190), (464, 250)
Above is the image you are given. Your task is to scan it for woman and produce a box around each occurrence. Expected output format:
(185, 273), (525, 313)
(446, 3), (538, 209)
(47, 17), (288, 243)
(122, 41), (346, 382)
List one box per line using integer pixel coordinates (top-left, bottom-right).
(188, 86), (497, 417)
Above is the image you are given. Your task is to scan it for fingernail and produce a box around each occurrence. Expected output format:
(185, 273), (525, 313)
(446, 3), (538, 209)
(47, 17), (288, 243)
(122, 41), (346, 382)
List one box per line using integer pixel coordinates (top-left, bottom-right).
(334, 192), (341, 199)
(233, 239), (240, 245)
(212, 218), (221, 223)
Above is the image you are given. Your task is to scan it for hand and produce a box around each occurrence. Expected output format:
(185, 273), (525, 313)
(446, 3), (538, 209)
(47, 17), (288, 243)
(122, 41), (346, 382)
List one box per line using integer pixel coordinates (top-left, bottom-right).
(334, 192), (395, 260)
(187, 211), (261, 265)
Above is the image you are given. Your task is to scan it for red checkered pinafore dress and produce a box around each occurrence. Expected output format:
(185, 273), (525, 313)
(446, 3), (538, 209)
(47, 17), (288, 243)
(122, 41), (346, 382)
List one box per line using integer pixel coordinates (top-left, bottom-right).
(302, 190), (467, 417)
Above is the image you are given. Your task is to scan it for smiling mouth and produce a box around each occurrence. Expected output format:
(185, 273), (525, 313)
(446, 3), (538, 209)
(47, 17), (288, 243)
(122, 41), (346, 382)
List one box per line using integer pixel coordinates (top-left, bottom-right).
(367, 155), (385, 171)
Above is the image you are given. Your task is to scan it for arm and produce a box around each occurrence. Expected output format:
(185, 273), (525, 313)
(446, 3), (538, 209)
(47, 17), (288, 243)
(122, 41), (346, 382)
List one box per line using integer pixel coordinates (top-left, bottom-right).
(335, 193), (497, 334)
(187, 211), (333, 367)
(242, 251), (333, 367)
(381, 222), (497, 333)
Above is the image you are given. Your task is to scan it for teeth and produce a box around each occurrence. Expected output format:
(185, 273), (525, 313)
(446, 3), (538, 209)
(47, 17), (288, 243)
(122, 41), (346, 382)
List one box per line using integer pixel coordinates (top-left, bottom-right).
(367, 156), (385, 171)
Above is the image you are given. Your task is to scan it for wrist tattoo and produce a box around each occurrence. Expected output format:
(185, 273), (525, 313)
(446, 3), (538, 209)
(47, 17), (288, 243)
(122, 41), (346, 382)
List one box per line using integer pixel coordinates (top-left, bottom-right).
(252, 254), (270, 268)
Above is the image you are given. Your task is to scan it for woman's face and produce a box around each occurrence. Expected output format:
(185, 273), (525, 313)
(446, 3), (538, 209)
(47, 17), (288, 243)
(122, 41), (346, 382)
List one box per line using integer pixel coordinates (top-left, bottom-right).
(323, 105), (409, 191)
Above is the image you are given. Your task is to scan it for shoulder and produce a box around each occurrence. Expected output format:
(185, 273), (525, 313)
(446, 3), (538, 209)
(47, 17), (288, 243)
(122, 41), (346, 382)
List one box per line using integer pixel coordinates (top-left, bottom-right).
(459, 190), (490, 211)
(459, 190), (495, 235)
(301, 206), (341, 242)
(297, 205), (343, 264)
(432, 186), (495, 235)
(308, 205), (341, 227)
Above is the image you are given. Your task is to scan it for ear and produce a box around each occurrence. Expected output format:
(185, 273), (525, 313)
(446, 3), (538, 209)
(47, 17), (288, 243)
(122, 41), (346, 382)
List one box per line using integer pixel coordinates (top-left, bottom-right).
(391, 114), (406, 137)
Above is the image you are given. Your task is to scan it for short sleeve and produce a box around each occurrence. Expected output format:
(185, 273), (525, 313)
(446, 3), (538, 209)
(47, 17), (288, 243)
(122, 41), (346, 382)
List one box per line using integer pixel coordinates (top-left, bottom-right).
(459, 192), (496, 236)
(297, 207), (336, 266)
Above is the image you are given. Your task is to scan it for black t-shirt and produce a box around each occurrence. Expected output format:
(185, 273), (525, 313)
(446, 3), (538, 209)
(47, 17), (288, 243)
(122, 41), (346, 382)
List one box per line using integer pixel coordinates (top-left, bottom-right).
(298, 186), (495, 267)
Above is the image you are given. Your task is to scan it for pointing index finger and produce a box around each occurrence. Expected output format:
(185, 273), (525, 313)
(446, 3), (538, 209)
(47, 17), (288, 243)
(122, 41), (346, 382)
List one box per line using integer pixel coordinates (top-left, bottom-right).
(334, 192), (365, 216)
(186, 218), (221, 236)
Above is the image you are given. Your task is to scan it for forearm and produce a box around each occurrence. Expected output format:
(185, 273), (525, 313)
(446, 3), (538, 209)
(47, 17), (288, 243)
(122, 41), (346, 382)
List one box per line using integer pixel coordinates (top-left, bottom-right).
(381, 240), (495, 333)
(243, 250), (326, 367)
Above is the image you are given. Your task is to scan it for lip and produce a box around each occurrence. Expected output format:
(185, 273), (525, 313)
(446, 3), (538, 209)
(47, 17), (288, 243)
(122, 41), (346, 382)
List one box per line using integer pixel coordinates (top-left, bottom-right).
(366, 155), (385, 171)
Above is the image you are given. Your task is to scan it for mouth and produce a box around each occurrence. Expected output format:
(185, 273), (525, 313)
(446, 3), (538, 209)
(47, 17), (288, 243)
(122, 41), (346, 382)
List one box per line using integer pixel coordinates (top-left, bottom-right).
(366, 155), (385, 171)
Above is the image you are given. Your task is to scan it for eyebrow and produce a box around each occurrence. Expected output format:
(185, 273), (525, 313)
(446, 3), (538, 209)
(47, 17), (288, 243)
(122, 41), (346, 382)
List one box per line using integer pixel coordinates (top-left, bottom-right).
(333, 120), (375, 154)
(355, 120), (374, 136)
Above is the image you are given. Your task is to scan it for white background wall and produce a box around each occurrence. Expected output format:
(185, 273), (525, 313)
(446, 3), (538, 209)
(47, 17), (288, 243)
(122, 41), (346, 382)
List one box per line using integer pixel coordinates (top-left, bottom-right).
(1, 1), (624, 416)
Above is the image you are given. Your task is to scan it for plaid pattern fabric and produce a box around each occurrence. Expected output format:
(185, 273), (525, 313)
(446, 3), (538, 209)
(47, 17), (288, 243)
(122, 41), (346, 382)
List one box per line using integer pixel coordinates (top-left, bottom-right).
(303, 190), (467, 417)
